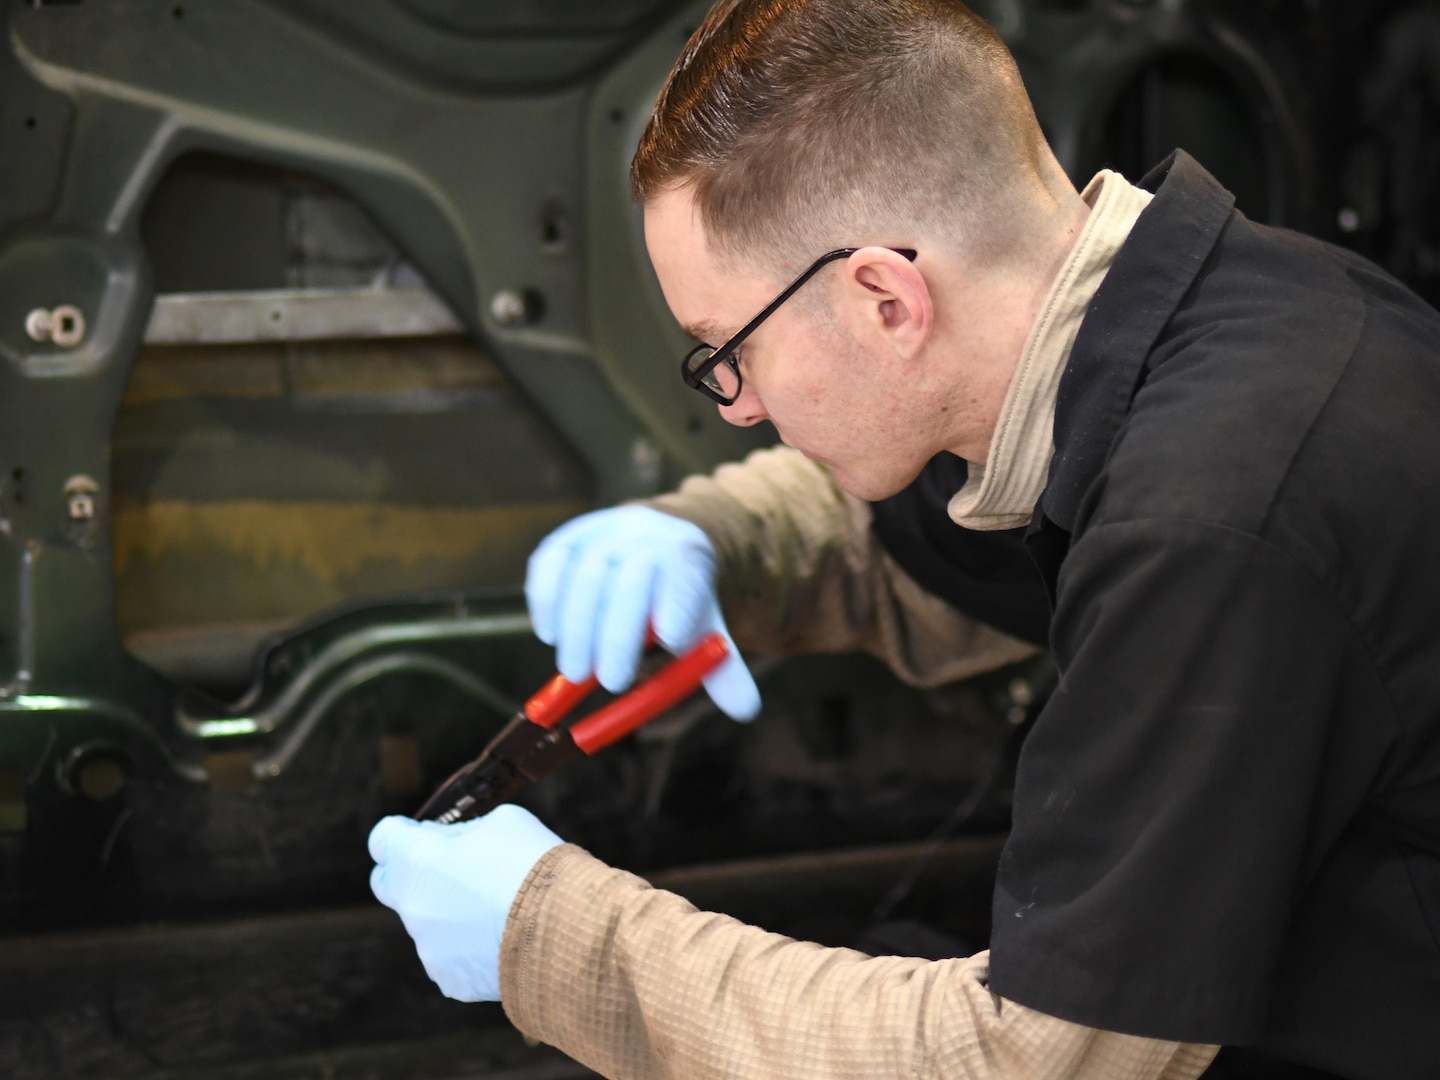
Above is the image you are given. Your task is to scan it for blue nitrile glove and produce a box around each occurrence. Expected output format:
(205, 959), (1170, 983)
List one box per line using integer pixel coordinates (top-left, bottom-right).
(368, 805), (563, 1002)
(525, 505), (761, 721)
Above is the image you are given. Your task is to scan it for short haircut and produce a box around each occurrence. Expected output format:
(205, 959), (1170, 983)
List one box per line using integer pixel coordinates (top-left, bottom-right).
(632, 0), (1051, 272)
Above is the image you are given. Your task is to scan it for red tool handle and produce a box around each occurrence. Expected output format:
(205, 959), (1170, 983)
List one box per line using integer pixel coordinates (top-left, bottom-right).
(524, 671), (600, 729)
(569, 633), (729, 754)
(522, 627), (665, 729)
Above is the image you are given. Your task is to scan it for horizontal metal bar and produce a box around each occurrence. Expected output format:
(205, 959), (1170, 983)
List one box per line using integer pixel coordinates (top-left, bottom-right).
(177, 611), (532, 740)
(143, 287), (464, 344)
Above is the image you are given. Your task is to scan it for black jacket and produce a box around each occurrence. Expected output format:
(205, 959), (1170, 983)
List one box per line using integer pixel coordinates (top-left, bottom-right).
(872, 151), (1440, 1080)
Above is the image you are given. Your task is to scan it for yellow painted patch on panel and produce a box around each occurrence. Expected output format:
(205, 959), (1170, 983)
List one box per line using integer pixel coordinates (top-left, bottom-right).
(123, 337), (506, 406)
(111, 498), (587, 583)
(288, 337), (507, 397)
(123, 344), (287, 405)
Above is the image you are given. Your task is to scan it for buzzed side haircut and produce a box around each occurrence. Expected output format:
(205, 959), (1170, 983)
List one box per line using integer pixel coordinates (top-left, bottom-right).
(632, 0), (1052, 273)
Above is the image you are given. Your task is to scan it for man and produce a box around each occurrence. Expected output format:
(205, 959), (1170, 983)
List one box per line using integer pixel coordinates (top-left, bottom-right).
(366, 2), (1440, 1077)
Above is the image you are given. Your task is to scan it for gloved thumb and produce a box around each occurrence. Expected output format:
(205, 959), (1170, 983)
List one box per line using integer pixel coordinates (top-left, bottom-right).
(368, 814), (423, 865)
(700, 608), (761, 722)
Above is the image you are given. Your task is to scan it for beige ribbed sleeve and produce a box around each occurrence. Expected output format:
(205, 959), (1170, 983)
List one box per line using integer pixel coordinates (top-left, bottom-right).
(501, 846), (1218, 1080)
(644, 445), (1037, 688)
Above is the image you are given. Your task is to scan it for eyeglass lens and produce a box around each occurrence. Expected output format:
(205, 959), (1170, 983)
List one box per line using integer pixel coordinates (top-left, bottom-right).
(685, 346), (740, 400)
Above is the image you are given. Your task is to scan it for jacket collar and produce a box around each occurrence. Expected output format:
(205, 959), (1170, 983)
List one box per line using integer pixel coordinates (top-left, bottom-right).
(1037, 150), (1237, 534)
(947, 170), (1153, 532)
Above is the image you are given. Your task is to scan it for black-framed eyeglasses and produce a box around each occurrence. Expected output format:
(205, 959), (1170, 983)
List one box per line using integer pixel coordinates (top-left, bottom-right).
(680, 247), (919, 405)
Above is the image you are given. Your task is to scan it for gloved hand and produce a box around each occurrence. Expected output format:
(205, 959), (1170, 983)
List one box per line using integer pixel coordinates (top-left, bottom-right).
(525, 505), (761, 721)
(368, 805), (563, 1002)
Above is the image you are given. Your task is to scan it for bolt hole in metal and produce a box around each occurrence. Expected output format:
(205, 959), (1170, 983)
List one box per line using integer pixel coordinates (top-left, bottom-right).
(490, 288), (545, 327)
(79, 759), (127, 801)
(64, 474), (99, 522)
(540, 205), (569, 254)
(59, 744), (131, 802)
(53, 306), (83, 345)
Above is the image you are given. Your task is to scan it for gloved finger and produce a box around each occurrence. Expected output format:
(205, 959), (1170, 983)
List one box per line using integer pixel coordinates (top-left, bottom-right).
(370, 863), (394, 907)
(526, 509), (630, 644)
(651, 547), (715, 652)
(525, 523), (590, 646)
(554, 542), (620, 683)
(368, 814), (419, 865)
(594, 552), (658, 692)
(700, 623), (763, 722)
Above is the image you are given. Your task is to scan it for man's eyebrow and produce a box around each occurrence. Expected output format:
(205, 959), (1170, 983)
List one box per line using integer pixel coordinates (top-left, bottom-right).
(682, 319), (721, 343)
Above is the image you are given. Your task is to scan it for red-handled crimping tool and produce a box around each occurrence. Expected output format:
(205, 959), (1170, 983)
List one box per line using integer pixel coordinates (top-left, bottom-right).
(414, 632), (729, 824)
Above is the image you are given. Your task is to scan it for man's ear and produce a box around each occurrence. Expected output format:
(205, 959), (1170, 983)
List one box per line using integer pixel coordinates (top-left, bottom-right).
(840, 247), (934, 357)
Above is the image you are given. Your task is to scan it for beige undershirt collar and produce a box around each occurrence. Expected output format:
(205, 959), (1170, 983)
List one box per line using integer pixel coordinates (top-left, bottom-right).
(946, 170), (1154, 531)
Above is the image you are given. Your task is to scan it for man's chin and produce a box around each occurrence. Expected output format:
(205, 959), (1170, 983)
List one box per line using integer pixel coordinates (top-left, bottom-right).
(835, 457), (933, 506)
(827, 465), (912, 503)
(786, 446), (920, 501)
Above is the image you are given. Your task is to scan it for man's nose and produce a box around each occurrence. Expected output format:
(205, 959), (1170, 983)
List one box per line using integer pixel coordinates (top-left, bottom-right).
(719, 385), (767, 427)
